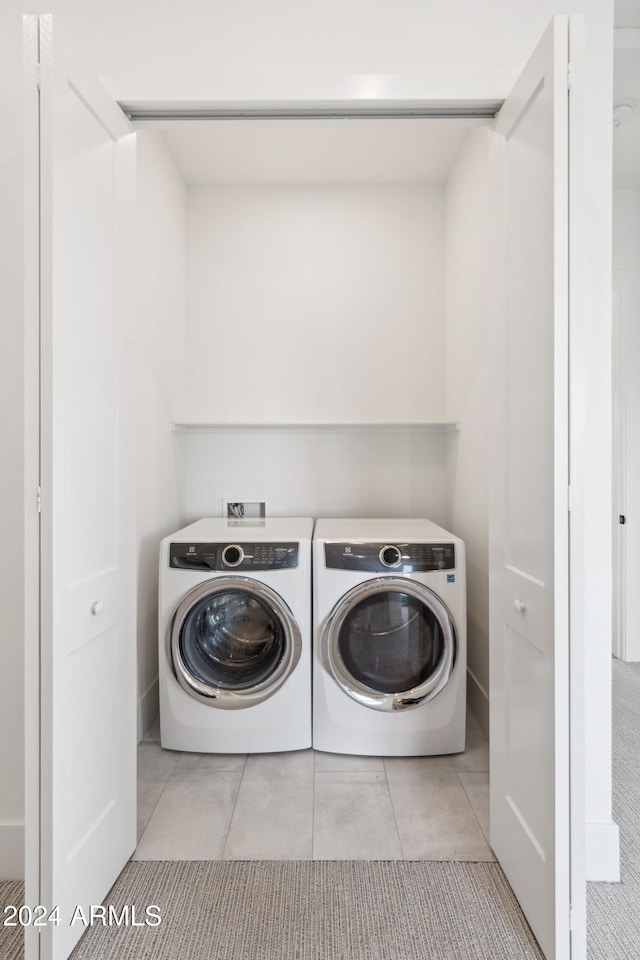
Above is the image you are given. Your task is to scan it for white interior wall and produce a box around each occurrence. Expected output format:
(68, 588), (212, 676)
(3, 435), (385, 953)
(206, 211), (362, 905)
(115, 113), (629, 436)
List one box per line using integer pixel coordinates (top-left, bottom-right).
(135, 131), (188, 739)
(180, 181), (450, 523)
(0, 11), (25, 881)
(613, 188), (640, 661)
(175, 427), (452, 526)
(575, 3), (616, 883)
(0, 0), (613, 885)
(185, 184), (445, 424)
(443, 128), (491, 737)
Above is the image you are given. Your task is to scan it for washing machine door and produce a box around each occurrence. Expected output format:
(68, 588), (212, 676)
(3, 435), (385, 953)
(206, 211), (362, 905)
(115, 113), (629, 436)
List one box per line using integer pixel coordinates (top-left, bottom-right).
(321, 577), (456, 712)
(170, 577), (302, 709)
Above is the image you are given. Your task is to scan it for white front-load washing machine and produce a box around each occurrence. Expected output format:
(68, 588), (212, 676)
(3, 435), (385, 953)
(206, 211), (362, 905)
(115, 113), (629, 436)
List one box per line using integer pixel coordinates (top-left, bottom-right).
(159, 517), (313, 753)
(313, 518), (466, 756)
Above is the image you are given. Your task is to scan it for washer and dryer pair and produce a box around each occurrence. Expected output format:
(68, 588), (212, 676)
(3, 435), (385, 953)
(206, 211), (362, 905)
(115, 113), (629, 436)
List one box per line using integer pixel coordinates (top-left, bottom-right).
(158, 517), (466, 756)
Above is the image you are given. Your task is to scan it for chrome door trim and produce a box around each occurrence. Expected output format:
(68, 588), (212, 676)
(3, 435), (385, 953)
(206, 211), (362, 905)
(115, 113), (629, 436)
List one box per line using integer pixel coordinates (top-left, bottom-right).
(170, 576), (302, 709)
(320, 576), (456, 712)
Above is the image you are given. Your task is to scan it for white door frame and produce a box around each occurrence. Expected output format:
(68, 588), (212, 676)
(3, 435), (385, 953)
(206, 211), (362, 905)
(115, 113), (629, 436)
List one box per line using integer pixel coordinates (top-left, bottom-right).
(568, 17), (587, 952)
(611, 289), (625, 660)
(23, 15), (43, 960)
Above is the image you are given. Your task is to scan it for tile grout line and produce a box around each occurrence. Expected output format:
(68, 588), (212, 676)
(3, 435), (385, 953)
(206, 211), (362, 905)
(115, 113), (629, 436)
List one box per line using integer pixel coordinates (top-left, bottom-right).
(219, 754), (249, 860)
(382, 757), (406, 859)
(311, 749), (317, 861)
(454, 766), (494, 856)
(133, 743), (181, 858)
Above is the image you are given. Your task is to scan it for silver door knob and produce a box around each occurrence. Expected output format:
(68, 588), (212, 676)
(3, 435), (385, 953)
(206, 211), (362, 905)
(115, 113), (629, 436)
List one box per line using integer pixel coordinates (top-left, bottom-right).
(513, 598), (526, 614)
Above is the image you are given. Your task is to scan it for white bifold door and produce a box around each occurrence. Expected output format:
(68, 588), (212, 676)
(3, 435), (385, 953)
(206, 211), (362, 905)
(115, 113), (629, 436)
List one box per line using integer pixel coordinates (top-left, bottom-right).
(25, 15), (137, 960)
(490, 14), (580, 960)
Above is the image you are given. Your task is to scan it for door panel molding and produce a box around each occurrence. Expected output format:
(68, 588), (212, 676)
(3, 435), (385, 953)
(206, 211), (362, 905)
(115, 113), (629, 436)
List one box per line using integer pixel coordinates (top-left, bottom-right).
(489, 15), (572, 959)
(27, 15), (136, 959)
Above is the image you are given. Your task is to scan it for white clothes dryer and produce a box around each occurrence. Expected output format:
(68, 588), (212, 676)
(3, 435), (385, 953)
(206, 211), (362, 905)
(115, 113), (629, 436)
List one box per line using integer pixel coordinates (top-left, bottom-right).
(313, 518), (466, 756)
(159, 517), (313, 753)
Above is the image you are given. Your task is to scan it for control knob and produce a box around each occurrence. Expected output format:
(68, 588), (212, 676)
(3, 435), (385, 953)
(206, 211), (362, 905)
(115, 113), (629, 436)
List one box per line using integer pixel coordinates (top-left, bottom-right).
(379, 544), (402, 568)
(222, 544), (244, 567)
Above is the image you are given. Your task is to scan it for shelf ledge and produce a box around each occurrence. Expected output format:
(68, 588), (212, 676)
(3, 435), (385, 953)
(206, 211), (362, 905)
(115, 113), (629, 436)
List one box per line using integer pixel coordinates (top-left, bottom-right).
(173, 421), (460, 433)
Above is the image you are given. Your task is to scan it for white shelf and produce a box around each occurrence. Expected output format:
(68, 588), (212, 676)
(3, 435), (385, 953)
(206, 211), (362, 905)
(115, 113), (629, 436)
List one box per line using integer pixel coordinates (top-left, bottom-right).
(173, 421), (460, 434)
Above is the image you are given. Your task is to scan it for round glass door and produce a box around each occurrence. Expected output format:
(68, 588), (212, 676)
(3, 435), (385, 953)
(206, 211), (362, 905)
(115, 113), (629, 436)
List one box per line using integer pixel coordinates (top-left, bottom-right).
(321, 577), (456, 712)
(171, 577), (302, 709)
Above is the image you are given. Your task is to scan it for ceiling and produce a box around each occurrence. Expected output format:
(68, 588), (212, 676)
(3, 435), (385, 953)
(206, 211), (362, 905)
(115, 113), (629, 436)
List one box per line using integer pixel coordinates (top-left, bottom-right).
(157, 41), (640, 191)
(159, 119), (478, 185)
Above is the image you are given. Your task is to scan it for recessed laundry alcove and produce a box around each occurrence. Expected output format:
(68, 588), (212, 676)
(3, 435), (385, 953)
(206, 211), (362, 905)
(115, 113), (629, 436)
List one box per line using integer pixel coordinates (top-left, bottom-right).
(134, 115), (491, 743)
(11, 8), (615, 956)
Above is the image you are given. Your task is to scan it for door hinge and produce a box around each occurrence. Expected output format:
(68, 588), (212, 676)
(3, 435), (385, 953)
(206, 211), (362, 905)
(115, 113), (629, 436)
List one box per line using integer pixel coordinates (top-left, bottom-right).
(567, 63), (572, 91)
(36, 62), (42, 91)
(567, 485), (572, 512)
(37, 486), (42, 514)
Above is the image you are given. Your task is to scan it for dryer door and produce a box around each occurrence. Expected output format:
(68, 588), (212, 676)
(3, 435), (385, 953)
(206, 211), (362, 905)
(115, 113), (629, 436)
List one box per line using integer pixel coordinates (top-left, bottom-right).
(171, 577), (302, 709)
(321, 577), (456, 712)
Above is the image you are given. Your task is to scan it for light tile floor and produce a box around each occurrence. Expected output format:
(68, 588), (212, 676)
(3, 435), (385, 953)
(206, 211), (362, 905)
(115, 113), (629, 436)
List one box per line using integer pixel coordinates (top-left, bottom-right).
(134, 712), (493, 862)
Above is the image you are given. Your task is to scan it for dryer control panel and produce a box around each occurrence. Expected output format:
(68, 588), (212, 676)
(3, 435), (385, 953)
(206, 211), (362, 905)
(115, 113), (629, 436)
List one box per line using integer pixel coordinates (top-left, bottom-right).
(324, 541), (455, 573)
(169, 541), (299, 571)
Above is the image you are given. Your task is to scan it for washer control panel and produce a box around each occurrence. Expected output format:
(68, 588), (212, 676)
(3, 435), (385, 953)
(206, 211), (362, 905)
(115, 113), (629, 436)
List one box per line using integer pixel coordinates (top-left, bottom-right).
(170, 541), (299, 571)
(324, 541), (455, 573)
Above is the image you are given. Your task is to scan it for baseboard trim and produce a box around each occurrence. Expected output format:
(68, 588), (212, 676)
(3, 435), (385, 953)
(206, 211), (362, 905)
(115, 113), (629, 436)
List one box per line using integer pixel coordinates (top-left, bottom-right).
(137, 676), (159, 743)
(0, 822), (24, 880)
(466, 668), (489, 739)
(586, 819), (621, 882)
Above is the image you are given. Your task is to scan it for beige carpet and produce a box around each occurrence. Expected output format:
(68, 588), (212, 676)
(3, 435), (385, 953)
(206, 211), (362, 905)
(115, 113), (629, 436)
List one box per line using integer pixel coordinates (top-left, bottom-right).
(1, 861), (542, 960)
(56, 860), (542, 960)
(0, 880), (24, 960)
